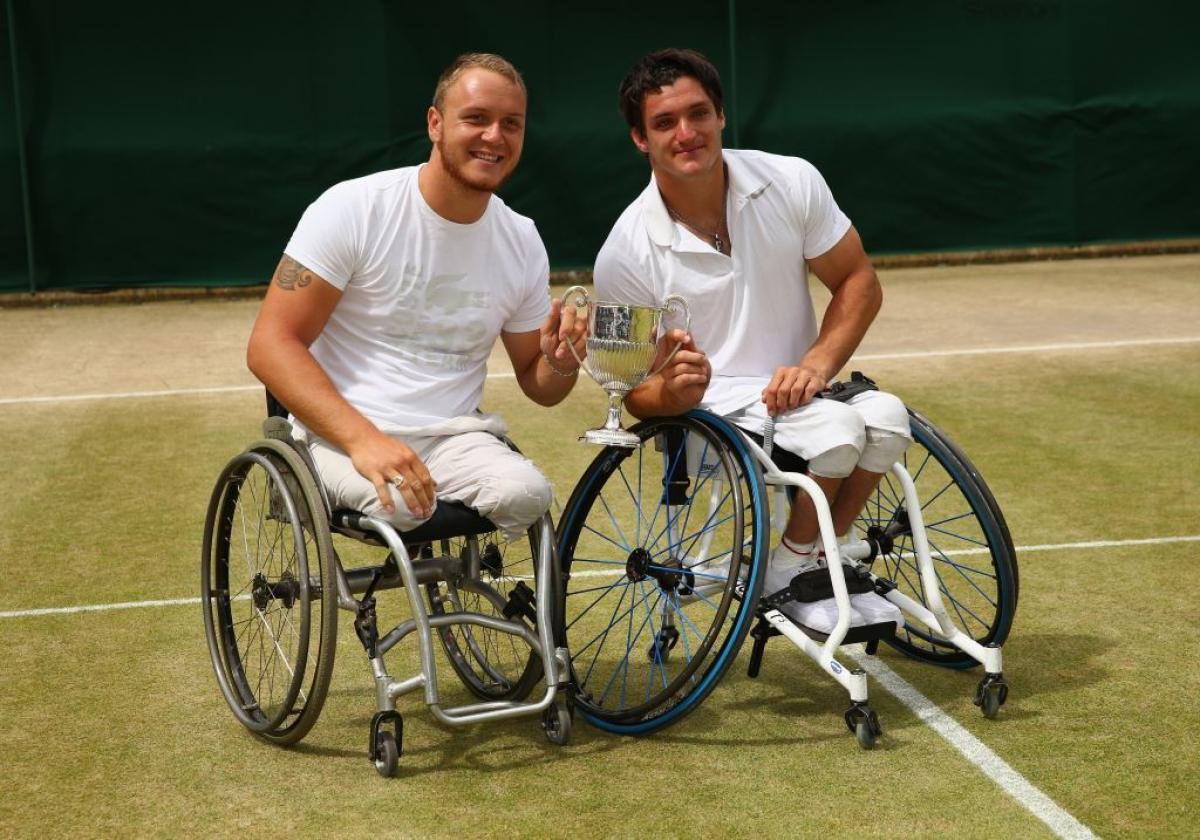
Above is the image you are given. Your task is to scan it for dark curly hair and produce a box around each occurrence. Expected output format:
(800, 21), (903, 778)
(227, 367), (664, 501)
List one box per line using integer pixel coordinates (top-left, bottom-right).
(618, 48), (724, 135)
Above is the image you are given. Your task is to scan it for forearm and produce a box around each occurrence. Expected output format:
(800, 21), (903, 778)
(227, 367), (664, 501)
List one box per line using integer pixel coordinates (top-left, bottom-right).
(802, 266), (881, 378)
(247, 332), (381, 451)
(515, 353), (579, 406)
(624, 374), (701, 419)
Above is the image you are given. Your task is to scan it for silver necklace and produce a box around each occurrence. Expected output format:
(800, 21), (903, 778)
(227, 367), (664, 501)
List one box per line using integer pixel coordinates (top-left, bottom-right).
(663, 175), (730, 255)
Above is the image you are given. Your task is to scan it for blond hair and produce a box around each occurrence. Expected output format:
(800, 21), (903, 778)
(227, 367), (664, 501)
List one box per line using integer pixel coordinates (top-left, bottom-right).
(432, 53), (527, 110)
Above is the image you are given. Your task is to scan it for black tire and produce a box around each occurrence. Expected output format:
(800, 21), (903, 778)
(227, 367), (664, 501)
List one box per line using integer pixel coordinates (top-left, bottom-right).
(542, 699), (573, 746)
(556, 411), (768, 735)
(858, 410), (1018, 668)
(373, 731), (400, 778)
(424, 523), (545, 702)
(201, 439), (338, 745)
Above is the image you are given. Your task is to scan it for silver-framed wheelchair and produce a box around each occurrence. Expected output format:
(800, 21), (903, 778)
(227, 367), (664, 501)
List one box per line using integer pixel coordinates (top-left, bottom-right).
(201, 395), (572, 776)
(554, 379), (1016, 748)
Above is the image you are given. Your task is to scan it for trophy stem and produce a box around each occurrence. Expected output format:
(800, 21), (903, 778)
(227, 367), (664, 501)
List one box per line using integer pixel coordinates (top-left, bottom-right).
(603, 392), (626, 432)
(579, 389), (642, 448)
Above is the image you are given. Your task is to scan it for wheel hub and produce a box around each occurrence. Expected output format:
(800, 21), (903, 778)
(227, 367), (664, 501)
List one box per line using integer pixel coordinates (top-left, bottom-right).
(481, 543), (503, 579)
(625, 547), (651, 582)
(252, 570), (299, 611)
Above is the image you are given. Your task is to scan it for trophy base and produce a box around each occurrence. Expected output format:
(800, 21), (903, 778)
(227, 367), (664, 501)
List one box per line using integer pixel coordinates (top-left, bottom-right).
(579, 427), (642, 448)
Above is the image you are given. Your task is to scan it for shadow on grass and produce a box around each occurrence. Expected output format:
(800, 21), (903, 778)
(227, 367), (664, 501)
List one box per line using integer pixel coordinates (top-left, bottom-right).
(719, 631), (1116, 722)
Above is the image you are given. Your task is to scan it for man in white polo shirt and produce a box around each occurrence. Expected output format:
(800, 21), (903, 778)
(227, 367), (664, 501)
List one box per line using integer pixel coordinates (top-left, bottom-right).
(247, 53), (584, 539)
(593, 48), (910, 630)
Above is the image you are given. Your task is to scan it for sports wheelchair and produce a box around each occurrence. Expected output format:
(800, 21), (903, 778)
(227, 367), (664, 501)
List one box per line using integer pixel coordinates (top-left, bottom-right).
(201, 395), (572, 777)
(555, 376), (1016, 748)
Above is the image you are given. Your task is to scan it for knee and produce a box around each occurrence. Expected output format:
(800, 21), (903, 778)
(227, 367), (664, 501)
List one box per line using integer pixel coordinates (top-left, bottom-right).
(858, 428), (911, 473)
(808, 443), (862, 479)
(478, 468), (553, 533)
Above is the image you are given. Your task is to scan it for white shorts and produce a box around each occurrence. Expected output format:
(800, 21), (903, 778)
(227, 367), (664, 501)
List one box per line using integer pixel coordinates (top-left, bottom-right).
(726, 390), (911, 470)
(302, 430), (553, 540)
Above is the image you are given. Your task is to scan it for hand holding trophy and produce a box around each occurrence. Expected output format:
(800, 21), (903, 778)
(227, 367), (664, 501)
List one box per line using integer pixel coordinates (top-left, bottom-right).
(562, 285), (691, 448)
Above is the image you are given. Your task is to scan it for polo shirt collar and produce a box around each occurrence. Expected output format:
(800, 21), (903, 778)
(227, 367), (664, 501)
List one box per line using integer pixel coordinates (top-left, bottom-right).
(642, 151), (772, 248)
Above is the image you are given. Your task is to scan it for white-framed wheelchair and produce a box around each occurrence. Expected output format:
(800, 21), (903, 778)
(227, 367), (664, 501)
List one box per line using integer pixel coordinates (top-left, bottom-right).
(201, 394), (572, 777)
(554, 376), (1016, 748)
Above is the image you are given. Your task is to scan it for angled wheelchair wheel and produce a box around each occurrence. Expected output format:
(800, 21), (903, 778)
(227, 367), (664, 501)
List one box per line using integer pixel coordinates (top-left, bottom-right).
(201, 439), (338, 745)
(857, 409), (1018, 668)
(424, 523), (545, 702)
(557, 411), (768, 734)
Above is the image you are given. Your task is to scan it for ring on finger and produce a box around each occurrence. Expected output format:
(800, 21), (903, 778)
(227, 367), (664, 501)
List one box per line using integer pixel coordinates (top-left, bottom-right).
(390, 474), (406, 489)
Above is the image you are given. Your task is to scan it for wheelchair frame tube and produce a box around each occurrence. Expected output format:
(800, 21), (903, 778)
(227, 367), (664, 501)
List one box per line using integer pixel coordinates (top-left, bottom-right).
(877, 464), (1004, 674)
(740, 435), (856, 665)
(350, 514), (564, 726)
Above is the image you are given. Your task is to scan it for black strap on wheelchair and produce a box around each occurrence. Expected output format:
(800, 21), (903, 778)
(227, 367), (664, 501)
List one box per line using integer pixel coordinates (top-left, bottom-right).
(819, 371), (879, 403)
(660, 425), (691, 505)
(758, 564), (876, 612)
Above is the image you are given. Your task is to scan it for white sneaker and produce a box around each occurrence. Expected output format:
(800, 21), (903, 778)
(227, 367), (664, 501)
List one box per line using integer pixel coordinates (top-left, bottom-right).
(850, 591), (905, 628)
(763, 550), (868, 633)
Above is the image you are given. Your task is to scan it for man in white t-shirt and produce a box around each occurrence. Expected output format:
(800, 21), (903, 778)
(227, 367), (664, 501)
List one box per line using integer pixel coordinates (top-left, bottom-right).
(247, 53), (585, 538)
(593, 48), (911, 630)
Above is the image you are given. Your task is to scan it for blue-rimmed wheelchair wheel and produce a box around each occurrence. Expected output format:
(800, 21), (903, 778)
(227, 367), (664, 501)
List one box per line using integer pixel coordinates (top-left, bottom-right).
(556, 411), (768, 734)
(201, 440), (338, 744)
(858, 409), (1018, 668)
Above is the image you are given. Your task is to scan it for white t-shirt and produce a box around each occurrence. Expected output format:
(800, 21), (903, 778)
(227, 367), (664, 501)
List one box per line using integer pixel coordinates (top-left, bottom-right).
(593, 149), (851, 416)
(284, 166), (550, 431)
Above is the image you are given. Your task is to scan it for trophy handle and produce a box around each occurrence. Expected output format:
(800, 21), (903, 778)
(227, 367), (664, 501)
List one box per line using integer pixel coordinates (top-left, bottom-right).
(561, 285), (592, 376)
(648, 294), (692, 377)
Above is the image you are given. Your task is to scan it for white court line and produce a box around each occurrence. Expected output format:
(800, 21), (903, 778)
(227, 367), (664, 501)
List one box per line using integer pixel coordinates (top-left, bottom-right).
(1, 335), (1197, 407)
(848, 648), (1097, 839)
(0, 373), (517, 406)
(3, 533), (1196, 618)
(855, 334), (1199, 362)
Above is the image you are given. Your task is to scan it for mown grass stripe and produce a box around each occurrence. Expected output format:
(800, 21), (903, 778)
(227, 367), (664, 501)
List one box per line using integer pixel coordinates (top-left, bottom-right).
(850, 649), (1097, 839)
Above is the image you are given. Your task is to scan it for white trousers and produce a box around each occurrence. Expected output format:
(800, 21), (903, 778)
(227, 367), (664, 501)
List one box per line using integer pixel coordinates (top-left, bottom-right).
(304, 430), (553, 540)
(727, 390), (912, 477)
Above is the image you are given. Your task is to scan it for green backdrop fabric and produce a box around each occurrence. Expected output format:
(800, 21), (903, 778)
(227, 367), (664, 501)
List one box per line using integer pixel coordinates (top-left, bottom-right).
(2, 0), (1198, 292)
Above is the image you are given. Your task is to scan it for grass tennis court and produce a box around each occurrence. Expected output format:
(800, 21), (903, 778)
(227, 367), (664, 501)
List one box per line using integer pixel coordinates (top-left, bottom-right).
(1, 254), (1198, 838)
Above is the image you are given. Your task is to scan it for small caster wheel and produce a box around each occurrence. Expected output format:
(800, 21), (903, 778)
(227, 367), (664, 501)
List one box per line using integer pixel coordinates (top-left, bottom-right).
(974, 673), (1009, 719)
(647, 626), (679, 664)
(369, 710), (403, 777)
(855, 720), (877, 750)
(373, 731), (399, 777)
(844, 701), (882, 750)
(542, 700), (572, 746)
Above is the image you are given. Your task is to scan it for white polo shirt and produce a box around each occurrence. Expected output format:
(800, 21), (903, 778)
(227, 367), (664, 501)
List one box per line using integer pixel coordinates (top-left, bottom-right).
(593, 149), (851, 416)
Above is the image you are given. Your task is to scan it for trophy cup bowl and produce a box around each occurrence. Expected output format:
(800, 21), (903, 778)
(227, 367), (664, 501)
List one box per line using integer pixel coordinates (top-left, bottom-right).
(562, 285), (691, 448)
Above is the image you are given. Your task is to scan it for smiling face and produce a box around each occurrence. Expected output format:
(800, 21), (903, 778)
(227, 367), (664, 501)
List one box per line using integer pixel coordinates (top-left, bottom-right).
(632, 75), (725, 184)
(427, 68), (526, 194)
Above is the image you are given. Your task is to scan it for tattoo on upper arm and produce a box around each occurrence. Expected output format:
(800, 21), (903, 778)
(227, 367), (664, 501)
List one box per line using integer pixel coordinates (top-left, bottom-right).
(275, 255), (317, 290)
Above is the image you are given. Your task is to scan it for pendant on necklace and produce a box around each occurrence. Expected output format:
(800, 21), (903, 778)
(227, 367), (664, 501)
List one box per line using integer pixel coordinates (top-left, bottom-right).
(713, 234), (725, 254)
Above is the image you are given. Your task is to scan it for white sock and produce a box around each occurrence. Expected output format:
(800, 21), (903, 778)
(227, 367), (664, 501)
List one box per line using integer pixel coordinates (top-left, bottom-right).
(772, 537), (820, 571)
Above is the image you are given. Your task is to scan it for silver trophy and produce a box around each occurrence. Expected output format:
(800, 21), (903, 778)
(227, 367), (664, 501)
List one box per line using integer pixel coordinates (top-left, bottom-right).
(562, 285), (691, 448)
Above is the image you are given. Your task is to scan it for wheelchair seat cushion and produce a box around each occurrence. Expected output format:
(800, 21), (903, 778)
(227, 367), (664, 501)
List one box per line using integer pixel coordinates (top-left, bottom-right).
(332, 500), (496, 546)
